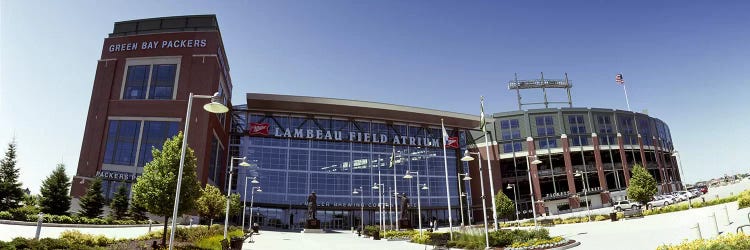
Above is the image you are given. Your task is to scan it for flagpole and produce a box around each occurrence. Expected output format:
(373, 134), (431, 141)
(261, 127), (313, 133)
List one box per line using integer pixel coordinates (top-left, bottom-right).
(622, 84), (631, 111)
(481, 96), (499, 230)
(392, 147), (399, 230)
(378, 168), (383, 232)
(441, 119), (454, 240)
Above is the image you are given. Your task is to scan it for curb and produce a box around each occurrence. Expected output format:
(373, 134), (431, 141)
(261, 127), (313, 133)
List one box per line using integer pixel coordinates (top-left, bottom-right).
(549, 241), (580, 250)
(0, 219), (154, 228)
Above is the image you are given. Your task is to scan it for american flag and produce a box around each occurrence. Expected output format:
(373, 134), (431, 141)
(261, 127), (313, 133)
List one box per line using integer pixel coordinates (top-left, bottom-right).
(615, 74), (625, 85)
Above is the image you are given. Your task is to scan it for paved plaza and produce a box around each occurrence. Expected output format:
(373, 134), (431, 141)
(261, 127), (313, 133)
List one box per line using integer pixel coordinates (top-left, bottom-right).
(243, 230), (427, 250)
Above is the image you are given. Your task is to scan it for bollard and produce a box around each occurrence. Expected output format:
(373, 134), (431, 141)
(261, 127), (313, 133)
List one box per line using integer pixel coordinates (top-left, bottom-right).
(710, 212), (720, 236)
(691, 222), (702, 240)
(724, 206), (731, 225)
(148, 219), (153, 233)
(35, 212), (44, 240)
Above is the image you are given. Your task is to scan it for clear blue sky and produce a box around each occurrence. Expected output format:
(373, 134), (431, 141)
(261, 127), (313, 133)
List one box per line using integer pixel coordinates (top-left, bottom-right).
(2, 1), (749, 193)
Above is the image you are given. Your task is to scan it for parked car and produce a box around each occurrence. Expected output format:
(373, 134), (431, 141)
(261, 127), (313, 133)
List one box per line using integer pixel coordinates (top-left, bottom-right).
(674, 191), (693, 201)
(671, 192), (688, 202)
(613, 200), (642, 211)
(661, 194), (678, 203)
(647, 196), (672, 208)
(690, 189), (702, 198)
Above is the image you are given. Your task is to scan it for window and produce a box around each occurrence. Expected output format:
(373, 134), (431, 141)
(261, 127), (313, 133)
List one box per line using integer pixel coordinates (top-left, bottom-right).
(535, 116), (557, 149)
(121, 58), (179, 100)
(104, 120), (141, 165)
(500, 119), (522, 153)
(148, 64), (177, 99)
(597, 115), (615, 145)
(137, 121), (180, 167)
(568, 115), (588, 146)
(123, 66), (150, 99)
(103, 119), (179, 167)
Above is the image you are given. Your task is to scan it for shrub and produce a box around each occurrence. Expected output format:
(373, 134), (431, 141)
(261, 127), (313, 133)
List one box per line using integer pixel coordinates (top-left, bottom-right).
(382, 230), (416, 239)
(59, 230), (118, 247)
(510, 236), (566, 248)
(363, 225), (379, 236)
(8, 205), (39, 221)
(594, 215), (608, 221)
(448, 233), (486, 250)
(738, 191), (750, 209)
(657, 232), (750, 250)
(411, 232), (430, 244)
(0, 211), (12, 220)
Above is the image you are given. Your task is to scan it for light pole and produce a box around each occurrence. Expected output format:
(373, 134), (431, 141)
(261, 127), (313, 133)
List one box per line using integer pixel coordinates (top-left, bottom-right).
(574, 170), (591, 219)
(225, 157), (250, 239)
(506, 184), (519, 226)
(353, 187), (364, 231)
(457, 173), (472, 227)
(372, 183), (385, 231)
(169, 92), (228, 250)
(673, 151), (691, 209)
(460, 151), (489, 249)
(403, 170), (428, 236)
(242, 177), (260, 231)
(525, 155), (543, 228)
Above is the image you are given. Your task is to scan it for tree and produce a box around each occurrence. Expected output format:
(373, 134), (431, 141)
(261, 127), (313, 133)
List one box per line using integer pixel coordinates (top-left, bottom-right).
(229, 193), (241, 217)
(79, 178), (105, 218)
(109, 184), (129, 220)
(129, 198), (148, 221)
(494, 190), (515, 222)
(0, 139), (24, 211)
(39, 164), (71, 215)
(131, 132), (201, 246)
(196, 184), (225, 226)
(627, 164), (658, 206)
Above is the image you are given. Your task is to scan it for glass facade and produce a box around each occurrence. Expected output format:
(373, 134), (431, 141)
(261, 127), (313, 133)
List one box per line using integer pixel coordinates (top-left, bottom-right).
(234, 112), (467, 229)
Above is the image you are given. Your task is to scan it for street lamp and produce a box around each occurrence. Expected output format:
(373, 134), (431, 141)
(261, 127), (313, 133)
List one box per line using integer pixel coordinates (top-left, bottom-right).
(372, 183), (385, 231)
(574, 170), (591, 218)
(672, 151), (691, 209)
(457, 173), (472, 227)
(224, 157), (250, 239)
(353, 187), (364, 231)
(169, 92), (228, 250)
(242, 176), (261, 231)
(460, 151), (489, 249)
(506, 184), (519, 226)
(525, 155), (543, 228)
(247, 186), (262, 233)
(403, 170), (428, 236)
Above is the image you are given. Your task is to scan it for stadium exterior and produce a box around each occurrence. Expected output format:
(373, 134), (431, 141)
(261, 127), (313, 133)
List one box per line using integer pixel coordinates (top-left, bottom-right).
(471, 108), (679, 219)
(73, 15), (681, 229)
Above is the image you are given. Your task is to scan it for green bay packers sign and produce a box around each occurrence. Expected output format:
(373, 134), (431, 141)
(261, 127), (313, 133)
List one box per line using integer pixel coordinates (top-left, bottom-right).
(248, 123), (459, 148)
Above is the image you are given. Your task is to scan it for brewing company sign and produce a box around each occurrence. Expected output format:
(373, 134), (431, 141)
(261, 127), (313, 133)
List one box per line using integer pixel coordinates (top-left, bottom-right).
(248, 123), (459, 149)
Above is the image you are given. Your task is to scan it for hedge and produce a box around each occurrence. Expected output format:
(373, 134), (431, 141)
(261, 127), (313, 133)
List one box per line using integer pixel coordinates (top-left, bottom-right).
(657, 232), (750, 250)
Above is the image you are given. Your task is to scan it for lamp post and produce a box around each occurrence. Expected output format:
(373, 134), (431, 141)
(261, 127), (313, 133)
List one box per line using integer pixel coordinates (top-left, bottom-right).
(460, 151), (489, 249)
(672, 151), (691, 209)
(169, 92), (228, 250)
(372, 183), (385, 231)
(457, 173), (472, 227)
(242, 177), (260, 231)
(403, 170), (428, 236)
(506, 184), (519, 226)
(574, 170), (591, 218)
(224, 157), (250, 239)
(353, 187), (364, 231)
(247, 186), (262, 233)
(525, 155), (543, 228)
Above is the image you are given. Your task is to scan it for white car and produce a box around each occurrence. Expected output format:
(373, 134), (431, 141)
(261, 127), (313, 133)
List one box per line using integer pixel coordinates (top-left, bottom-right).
(613, 200), (642, 211)
(647, 196), (672, 208)
(675, 191), (693, 200)
(672, 192), (690, 201)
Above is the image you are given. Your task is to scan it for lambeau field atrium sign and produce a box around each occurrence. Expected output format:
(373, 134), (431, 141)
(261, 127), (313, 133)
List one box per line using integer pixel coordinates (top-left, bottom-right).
(248, 123), (459, 148)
